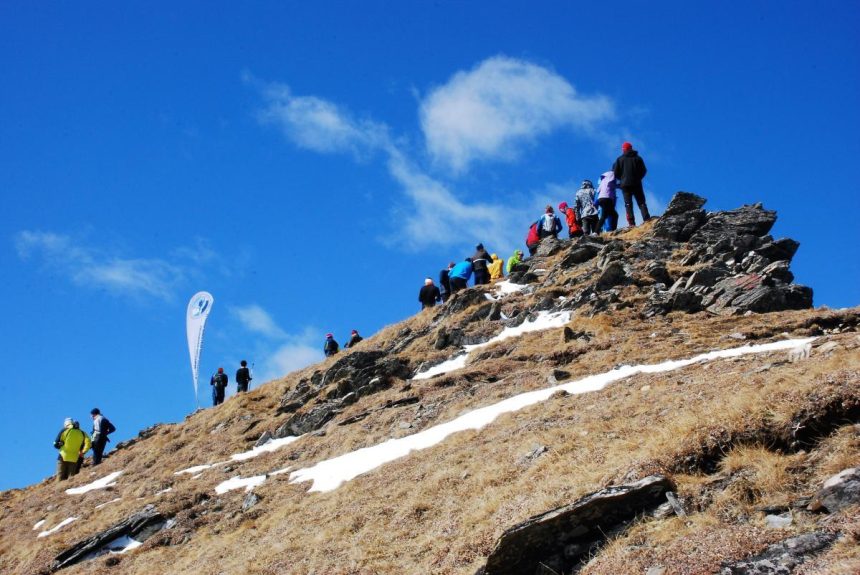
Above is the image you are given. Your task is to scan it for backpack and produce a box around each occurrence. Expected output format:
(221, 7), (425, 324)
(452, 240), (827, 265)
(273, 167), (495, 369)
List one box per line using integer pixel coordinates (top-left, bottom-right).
(526, 223), (540, 246)
(541, 214), (556, 233)
(102, 418), (116, 436)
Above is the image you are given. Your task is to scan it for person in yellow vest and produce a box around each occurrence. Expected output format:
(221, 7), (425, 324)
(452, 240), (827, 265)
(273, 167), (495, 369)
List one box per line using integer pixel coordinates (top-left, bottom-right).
(53, 417), (91, 482)
(488, 253), (504, 281)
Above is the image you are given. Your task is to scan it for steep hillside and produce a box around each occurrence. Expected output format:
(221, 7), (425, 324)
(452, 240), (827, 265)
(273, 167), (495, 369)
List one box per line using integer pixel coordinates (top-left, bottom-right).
(2, 193), (858, 575)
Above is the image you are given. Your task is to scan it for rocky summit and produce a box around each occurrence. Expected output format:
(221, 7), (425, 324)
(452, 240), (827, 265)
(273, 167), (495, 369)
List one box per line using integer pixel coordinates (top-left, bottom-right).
(1, 193), (858, 575)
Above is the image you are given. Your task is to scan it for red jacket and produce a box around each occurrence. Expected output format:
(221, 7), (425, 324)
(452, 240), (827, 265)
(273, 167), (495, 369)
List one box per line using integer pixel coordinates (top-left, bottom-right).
(526, 223), (540, 247)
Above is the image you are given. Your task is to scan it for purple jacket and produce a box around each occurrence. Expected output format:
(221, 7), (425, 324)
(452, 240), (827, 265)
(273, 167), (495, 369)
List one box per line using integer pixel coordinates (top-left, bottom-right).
(597, 171), (617, 201)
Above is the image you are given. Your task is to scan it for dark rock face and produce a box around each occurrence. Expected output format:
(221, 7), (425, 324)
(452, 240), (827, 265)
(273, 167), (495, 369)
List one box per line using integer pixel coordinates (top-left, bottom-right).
(808, 467), (860, 513)
(720, 532), (835, 574)
(53, 505), (167, 571)
(596, 261), (629, 290)
(643, 193), (812, 317)
(535, 237), (563, 257)
(478, 475), (673, 575)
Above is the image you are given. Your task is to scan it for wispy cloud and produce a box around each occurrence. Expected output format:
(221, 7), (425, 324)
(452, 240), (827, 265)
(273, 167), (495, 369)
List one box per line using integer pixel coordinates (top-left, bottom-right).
(15, 231), (185, 300)
(419, 56), (615, 173)
(229, 304), (288, 339)
(254, 56), (625, 252)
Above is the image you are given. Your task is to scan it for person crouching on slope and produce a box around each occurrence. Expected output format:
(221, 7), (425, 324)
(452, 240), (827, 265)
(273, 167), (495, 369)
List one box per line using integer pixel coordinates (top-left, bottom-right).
(488, 253), (504, 281)
(506, 249), (523, 274)
(418, 277), (442, 309)
(54, 417), (91, 482)
(324, 333), (340, 357)
(345, 330), (363, 349)
(449, 258), (473, 293)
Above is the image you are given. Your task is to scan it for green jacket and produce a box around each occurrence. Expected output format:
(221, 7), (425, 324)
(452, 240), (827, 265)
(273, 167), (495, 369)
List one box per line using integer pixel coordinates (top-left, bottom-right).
(56, 426), (92, 463)
(506, 252), (522, 274)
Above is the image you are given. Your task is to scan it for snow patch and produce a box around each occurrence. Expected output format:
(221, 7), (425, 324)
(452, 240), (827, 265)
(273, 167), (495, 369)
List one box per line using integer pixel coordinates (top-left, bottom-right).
(215, 475), (267, 495)
(174, 463), (215, 475)
(412, 354), (469, 380)
(155, 487), (172, 495)
(32, 519), (46, 530)
(230, 436), (300, 461)
(270, 466), (292, 476)
(95, 497), (122, 509)
(37, 517), (77, 538)
(65, 471), (123, 495)
(292, 338), (815, 492)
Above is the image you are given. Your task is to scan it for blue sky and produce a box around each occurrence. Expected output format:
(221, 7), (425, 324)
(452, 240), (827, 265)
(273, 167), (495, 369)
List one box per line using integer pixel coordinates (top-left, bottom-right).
(1, 1), (858, 490)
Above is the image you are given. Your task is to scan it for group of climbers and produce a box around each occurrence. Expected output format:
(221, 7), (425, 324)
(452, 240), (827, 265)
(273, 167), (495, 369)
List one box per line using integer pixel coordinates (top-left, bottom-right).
(53, 408), (116, 481)
(323, 329), (363, 357)
(209, 360), (254, 406)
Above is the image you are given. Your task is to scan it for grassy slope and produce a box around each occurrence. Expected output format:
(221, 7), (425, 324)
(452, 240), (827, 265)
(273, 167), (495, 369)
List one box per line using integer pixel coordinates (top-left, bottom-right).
(2, 224), (858, 575)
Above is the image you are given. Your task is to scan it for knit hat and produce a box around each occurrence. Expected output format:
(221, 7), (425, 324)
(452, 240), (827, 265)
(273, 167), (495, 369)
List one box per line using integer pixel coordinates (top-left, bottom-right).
(351, 330), (358, 335)
(90, 408), (100, 415)
(326, 333), (333, 338)
(218, 367), (224, 373)
(582, 179), (593, 189)
(558, 202), (568, 212)
(476, 243), (484, 250)
(622, 141), (632, 152)
(64, 417), (73, 427)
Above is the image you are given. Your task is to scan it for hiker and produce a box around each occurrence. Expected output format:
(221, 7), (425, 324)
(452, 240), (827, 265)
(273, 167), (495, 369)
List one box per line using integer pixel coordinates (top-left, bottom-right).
(345, 329), (363, 348)
(525, 223), (540, 256)
(210, 367), (228, 406)
(449, 258), (473, 293)
(471, 244), (493, 285)
(439, 262), (455, 302)
(596, 171), (619, 233)
(324, 333), (339, 357)
(613, 141), (651, 226)
(418, 277), (442, 309)
(89, 408), (116, 466)
(506, 249), (523, 274)
(559, 202), (582, 239)
(574, 180), (600, 236)
(236, 360), (252, 393)
(54, 417), (91, 482)
(488, 253), (504, 281)
(536, 205), (563, 240)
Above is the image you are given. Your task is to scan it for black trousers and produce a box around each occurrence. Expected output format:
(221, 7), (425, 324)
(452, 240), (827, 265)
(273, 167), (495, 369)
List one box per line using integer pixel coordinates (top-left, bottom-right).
(212, 385), (225, 406)
(237, 381), (249, 393)
(92, 436), (107, 465)
(621, 184), (651, 225)
(473, 269), (489, 285)
(597, 198), (619, 233)
(450, 277), (467, 292)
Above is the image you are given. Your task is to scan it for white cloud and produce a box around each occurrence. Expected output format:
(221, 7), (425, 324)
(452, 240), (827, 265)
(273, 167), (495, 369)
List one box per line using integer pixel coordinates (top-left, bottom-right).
(265, 342), (323, 381)
(15, 231), (184, 300)
(258, 83), (387, 157)
(229, 304), (287, 339)
(419, 56), (615, 173)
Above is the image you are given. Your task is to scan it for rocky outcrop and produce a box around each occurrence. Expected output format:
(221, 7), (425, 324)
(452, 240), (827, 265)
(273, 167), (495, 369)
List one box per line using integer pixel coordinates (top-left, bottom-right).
(478, 475), (673, 575)
(644, 192), (812, 317)
(53, 505), (167, 571)
(719, 532), (835, 574)
(807, 467), (860, 513)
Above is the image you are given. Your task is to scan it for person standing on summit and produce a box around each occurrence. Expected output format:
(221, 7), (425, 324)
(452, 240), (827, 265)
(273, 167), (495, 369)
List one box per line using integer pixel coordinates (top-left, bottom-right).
(471, 244), (492, 285)
(324, 333), (340, 357)
(612, 141), (651, 227)
(53, 417), (91, 482)
(418, 277), (442, 309)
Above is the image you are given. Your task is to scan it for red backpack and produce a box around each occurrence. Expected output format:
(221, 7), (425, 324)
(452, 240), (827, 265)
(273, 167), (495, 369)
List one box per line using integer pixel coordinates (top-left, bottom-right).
(526, 223), (540, 247)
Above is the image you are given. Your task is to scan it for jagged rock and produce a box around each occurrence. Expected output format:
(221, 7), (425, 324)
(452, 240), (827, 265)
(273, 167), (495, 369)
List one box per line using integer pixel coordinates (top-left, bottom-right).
(663, 191), (707, 216)
(510, 263), (530, 274)
(764, 513), (792, 529)
(466, 302), (495, 323)
(755, 238), (800, 262)
(760, 260), (794, 283)
(685, 265), (730, 290)
(444, 288), (490, 315)
(720, 532), (835, 574)
(596, 261), (629, 290)
(53, 505), (166, 570)
(692, 203), (777, 246)
(242, 492), (261, 511)
(478, 475), (673, 575)
(560, 237), (603, 267)
(535, 237), (563, 257)
(275, 403), (340, 437)
(807, 467), (860, 513)
(516, 444), (548, 466)
(704, 274), (813, 315)
(547, 368), (571, 383)
(646, 261), (672, 286)
(254, 431), (272, 448)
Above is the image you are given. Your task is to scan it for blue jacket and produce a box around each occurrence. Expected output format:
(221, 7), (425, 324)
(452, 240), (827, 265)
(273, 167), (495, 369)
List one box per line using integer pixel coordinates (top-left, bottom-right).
(450, 260), (473, 280)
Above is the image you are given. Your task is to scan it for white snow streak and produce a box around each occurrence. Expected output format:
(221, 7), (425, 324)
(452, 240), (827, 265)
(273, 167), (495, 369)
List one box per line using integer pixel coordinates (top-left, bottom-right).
(412, 310), (571, 380)
(174, 464), (215, 475)
(106, 535), (143, 554)
(32, 519), (46, 530)
(95, 497), (122, 509)
(292, 338), (815, 492)
(215, 475), (267, 495)
(37, 517), (77, 538)
(230, 436), (300, 461)
(65, 471), (123, 495)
